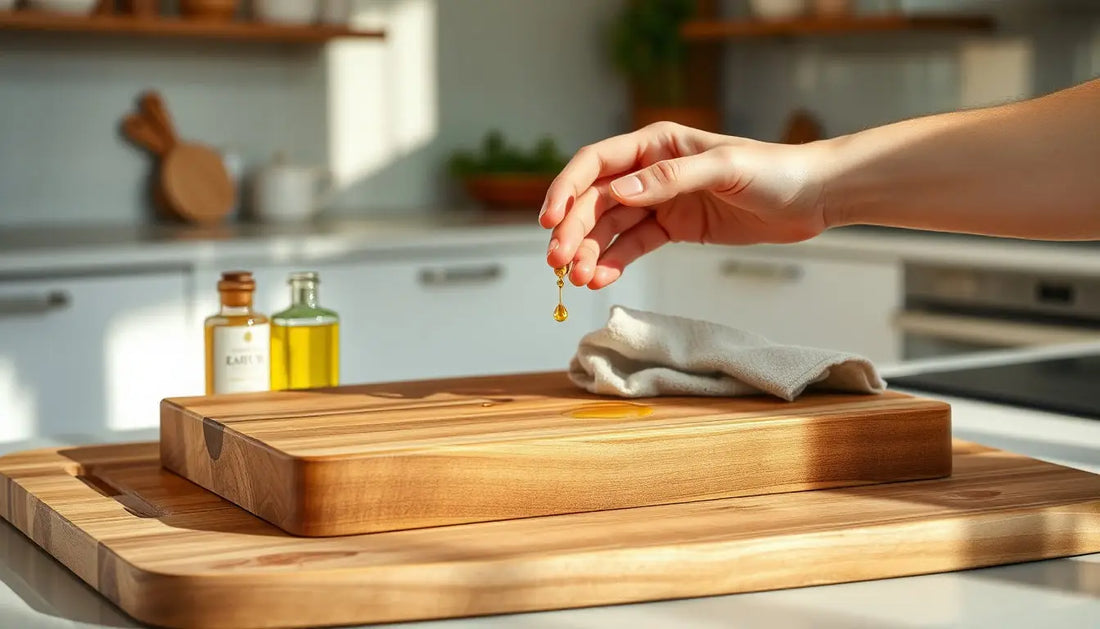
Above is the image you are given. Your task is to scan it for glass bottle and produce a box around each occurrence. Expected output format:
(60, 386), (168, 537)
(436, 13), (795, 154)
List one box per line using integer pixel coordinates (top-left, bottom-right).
(270, 272), (340, 390)
(204, 271), (270, 395)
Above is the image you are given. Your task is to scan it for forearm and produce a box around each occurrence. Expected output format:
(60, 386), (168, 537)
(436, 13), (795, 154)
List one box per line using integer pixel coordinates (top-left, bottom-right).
(822, 78), (1100, 240)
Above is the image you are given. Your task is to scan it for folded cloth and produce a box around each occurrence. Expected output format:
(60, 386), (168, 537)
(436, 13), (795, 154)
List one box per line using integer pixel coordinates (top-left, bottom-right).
(568, 305), (886, 401)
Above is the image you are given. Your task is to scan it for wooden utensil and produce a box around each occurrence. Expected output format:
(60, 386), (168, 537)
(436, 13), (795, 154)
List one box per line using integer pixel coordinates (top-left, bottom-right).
(121, 113), (171, 155)
(160, 371), (952, 537)
(2, 439), (1097, 629)
(120, 90), (234, 225)
(139, 91), (176, 144)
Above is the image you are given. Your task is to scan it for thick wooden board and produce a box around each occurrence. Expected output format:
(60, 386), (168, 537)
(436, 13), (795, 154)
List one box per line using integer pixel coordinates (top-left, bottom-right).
(160, 371), (952, 536)
(1, 441), (1097, 629)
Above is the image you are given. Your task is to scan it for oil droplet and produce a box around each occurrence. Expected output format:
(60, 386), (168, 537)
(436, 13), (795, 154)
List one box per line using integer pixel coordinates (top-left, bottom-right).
(567, 402), (653, 419)
(553, 264), (570, 322)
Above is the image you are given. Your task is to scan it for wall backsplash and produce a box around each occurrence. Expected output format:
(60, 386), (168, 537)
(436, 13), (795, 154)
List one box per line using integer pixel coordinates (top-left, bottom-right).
(2, 0), (1098, 227)
(0, 0), (629, 227)
(721, 0), (1100, 142)
(0, 34), (327, 227)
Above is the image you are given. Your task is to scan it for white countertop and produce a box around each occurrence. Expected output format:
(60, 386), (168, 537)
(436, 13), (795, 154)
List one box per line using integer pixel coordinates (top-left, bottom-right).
(5, 212), (1100, 276)
(0, 343), (1098, 629)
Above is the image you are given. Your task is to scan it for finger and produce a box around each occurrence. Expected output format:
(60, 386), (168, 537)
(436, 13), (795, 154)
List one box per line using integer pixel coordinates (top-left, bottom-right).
(546, 178), (618, 268)
(539, 122), (695, 229)
(609, 146), (734, 208)
(590, 216), (671, 289)
(570, 206), (649, 287)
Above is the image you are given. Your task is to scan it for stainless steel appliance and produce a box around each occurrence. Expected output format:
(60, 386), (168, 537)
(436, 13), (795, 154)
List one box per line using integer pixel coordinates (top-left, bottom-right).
(896, 262), (1100, 360)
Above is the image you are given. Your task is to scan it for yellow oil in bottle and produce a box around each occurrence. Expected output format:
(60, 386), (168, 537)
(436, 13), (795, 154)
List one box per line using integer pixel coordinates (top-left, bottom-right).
(204, 271), (270, 395)
(567, 402), (653, 419)
(553, 264), (569, 322)
(271, 322), (339, 390)
(270, 272), (339, 390)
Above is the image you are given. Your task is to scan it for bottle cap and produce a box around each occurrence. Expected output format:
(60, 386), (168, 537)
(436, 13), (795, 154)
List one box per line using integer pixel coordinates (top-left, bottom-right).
(288, 271), (319, 284)
(218, 271), (256, 307)
(218, 270), (255, 292)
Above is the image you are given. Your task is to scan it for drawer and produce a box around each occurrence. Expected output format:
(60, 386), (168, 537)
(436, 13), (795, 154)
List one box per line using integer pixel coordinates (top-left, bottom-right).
(653, 244), (902, 363)
(0, 269), (196, 441)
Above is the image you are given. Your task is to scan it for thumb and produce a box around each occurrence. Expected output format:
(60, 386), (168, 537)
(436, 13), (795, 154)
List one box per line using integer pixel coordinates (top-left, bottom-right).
(609, 148), (732, 206)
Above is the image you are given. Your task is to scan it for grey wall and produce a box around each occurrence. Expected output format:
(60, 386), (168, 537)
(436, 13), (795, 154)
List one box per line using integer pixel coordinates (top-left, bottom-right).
(720, 0), (1100, 142)
(324, 0), (631, 214)
(0, 34), (327, 226)
(0, 0), (630, 227)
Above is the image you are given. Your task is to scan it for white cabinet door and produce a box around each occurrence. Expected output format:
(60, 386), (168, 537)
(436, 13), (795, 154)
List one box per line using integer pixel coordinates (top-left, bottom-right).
(0, 269), (196, 442)
(653, 244), (902, 364)
(197, 249), (609, 385)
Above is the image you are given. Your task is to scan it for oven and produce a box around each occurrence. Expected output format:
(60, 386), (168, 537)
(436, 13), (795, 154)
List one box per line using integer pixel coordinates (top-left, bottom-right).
(896, 262), (1100, 360)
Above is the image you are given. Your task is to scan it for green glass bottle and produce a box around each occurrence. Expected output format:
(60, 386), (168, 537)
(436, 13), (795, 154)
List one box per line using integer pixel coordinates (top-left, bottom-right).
(270, 272), (339, 390)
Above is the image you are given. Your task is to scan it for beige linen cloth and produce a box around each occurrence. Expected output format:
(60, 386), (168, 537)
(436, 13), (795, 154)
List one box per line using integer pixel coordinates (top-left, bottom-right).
(568, 305), (886, 401)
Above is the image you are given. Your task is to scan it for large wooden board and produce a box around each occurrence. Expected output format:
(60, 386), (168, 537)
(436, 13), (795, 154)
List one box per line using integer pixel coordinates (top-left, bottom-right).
(160, 371), (952, 536)
(0, 441), (1097, 629)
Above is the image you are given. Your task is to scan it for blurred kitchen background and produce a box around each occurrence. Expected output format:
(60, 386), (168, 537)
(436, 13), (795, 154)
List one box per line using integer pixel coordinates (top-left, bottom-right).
(2, 0), (1100, 443)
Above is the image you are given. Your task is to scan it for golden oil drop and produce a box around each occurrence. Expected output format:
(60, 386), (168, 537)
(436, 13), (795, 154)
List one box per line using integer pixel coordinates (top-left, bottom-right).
(567, 402), (653, 419)
(553, 265), (569, 322)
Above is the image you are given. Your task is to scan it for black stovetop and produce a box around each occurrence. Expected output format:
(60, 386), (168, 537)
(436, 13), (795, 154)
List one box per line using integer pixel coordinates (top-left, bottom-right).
(889, 354), (1100, 420)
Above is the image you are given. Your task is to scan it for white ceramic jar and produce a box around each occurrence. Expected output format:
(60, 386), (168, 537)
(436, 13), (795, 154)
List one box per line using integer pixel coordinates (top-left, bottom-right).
(251, 156), (333, 223)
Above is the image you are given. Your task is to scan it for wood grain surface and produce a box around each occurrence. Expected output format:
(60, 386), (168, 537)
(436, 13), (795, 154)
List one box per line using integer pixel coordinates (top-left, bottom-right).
(160, 371), (952, 536)
(1, 440), (1097, 629)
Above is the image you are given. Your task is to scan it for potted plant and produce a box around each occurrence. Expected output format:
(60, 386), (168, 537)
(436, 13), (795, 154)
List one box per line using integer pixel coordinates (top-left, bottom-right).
(608, 0), (720, 131)
(448, 130), (568, 210)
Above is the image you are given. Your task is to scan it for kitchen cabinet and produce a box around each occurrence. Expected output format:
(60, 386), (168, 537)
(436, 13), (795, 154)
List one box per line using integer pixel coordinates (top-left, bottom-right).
(196, 248), (610, 385)
(0, 269), (197, 442)
(652, 244), (902, 364)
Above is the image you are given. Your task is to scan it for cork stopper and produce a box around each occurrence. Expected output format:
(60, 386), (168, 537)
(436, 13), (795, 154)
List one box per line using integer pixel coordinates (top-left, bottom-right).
(218, 270), (256, 308)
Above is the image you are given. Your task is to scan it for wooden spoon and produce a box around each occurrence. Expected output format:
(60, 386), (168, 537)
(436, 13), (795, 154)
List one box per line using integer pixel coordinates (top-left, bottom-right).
(122, 113), (171, 155)
(120, 91), (235, 225)
(139, 91), (178, 147)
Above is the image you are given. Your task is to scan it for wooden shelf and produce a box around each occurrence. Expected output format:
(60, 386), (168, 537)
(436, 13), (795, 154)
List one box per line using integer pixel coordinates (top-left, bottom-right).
(682, 14), (995, 40)
(0, 10), (384, 44)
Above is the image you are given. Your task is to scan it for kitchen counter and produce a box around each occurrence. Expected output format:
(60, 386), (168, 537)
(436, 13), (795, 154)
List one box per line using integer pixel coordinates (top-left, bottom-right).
(0, 343), (1097, 628)
(5, 211), (1100, 277)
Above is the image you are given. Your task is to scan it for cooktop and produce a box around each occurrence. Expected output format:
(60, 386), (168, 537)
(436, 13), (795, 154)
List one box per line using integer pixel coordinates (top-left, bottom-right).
(889, 354), (1100, 420)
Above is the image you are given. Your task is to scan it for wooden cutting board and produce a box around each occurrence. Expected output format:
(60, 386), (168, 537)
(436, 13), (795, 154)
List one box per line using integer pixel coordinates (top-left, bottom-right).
(1, 440), (1097, 629)
(160, 371), (952, 536)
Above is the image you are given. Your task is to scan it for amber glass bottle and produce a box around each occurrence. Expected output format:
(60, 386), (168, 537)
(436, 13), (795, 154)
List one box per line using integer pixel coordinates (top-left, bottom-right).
(204, 271), (270, 395)
(270, 272), (339, 390)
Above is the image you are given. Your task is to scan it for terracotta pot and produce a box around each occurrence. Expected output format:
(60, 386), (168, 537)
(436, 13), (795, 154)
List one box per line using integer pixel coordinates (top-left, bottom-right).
(462, 174), (555, 211)
(632, 106), (721, 133)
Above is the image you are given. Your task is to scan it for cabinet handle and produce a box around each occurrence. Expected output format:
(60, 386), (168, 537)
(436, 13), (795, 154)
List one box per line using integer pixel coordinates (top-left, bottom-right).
(0, 291), (70, 317)
(721, 260), (802, 281)
(418, 264), (503, 286)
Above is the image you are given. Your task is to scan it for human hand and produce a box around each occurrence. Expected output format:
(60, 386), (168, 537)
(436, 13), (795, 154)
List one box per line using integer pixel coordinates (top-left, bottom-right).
(538, 122), (830, 289)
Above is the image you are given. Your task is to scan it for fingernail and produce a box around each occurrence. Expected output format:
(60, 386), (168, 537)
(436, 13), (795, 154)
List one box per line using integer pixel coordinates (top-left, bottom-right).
(574, 263), (592, 285)
(612, 176), (644, 198)
(547, 239), (559, 256)
(538, 198), (550, 221)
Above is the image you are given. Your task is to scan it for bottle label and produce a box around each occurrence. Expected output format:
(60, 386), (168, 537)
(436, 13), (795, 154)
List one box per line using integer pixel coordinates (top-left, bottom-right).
(213, 324), (270, 394)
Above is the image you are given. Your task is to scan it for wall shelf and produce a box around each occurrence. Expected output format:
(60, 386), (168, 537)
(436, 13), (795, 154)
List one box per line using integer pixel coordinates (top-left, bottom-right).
(682, 14), (995, 41)
(0, 10), (384, 44)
